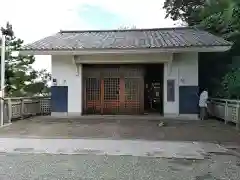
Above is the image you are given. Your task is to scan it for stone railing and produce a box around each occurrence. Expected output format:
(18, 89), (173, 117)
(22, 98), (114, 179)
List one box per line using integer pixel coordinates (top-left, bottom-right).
(208, 98), (240, 130)
(2, 96), (51, 125)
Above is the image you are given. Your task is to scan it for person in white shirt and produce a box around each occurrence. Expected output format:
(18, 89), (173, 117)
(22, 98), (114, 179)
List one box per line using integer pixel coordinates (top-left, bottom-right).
(199, 88), (208, 120)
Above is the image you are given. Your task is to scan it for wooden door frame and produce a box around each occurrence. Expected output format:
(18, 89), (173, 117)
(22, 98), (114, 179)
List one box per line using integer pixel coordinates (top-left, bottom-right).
(83, 65), (144, 114)
(100, 78), (104, 114)
(99, 70), (126, 114)
(100, 76), (122, 114)
(119, 74), (125, 113)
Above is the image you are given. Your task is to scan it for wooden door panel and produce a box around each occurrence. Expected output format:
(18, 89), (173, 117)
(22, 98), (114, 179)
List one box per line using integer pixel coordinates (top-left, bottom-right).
(102, 77), (120, 114)
(123, 78), (141, 114)
(85, 77), (101, 114)
(83, 65), (144, 114)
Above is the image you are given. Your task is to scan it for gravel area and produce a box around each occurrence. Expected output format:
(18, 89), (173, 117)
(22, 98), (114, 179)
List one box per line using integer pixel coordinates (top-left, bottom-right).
(0, 153), (240, 180)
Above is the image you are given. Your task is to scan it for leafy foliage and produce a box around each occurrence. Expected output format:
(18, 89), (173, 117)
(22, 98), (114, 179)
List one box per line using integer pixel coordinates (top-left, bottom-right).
(197, 0), (240, 39)
(1, 23), (50, 97)
(23, 69), (51, 96)
(163, 0), (205, 25)
(222, 67), (240, 99)
(163, 0), (240, 98)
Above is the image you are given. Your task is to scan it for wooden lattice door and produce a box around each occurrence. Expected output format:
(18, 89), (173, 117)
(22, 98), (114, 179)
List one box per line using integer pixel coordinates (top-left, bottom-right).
(83, 65), (144, 114)
(85, 77), (101, 114)
(101, 77), (121, 114)
(123, 67), (143, 114)
(124, 78), (142, 114)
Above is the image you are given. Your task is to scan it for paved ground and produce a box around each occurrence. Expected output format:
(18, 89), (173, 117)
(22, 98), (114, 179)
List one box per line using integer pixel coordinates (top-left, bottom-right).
(0, 153), (240, 180)
(0, 116), (240, 143)
(1, 137), (239, 179)
(0, 116), (240, 179)
(0, 138), (230, 159)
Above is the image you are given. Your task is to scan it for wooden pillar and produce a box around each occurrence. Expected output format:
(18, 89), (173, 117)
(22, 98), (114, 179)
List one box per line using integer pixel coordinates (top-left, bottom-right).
(119, 75), (125, 114)
(139, 74), (145, 114)
(79, 64), (83, 115)
(100, 78), (104, 114)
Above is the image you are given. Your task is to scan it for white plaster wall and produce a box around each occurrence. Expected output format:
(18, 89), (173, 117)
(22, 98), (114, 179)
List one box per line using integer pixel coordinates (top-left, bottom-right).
(164, 52), (198, 116)
(52, 55), (82, 115)
(177, 53), (198, 86)
(76, 53), (172, 63)
(51, 53), (197, 117)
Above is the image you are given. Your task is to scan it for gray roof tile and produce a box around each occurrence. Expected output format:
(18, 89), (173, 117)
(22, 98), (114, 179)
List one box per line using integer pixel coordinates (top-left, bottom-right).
(21, 27), (232, 51)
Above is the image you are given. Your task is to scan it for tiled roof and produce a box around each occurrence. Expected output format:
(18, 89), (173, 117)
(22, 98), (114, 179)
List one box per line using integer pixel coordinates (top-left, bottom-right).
(21, 27), (232, 51)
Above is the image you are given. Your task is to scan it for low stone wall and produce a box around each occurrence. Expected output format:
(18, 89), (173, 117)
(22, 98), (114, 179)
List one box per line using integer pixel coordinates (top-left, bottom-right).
(2, 97), (50, 125)
(209, 98), (240, 130)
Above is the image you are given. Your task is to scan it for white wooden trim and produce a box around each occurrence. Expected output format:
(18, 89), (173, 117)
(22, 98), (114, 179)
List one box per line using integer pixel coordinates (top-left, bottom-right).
(72, 56), (79, 76)
(167, 56), (173, 76)
(74, 58), (171, 64)
(19, 46), (231, 56)
(79, 64), (83, 115)
(176, 67), (180, 115)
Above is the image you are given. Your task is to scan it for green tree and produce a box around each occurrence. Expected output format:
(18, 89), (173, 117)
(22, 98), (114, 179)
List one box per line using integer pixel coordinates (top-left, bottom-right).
(23, 69), (51, 96)
(163, 0), (205, 25)
(222, 66), (240, 98)
(1, 23), (50, 97)
(197, 0), (240, 98)
(163, 0), (240, 98)
(198, 0), (240, 39)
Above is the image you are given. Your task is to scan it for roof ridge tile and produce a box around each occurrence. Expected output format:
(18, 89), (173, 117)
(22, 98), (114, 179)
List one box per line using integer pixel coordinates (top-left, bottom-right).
(59, 26), (193, 34)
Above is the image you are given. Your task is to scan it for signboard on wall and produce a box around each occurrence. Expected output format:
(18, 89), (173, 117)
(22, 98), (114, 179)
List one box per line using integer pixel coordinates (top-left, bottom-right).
(167, 79), (175, 102)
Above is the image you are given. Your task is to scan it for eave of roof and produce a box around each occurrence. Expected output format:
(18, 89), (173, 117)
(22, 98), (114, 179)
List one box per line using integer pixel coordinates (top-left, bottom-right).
(19, 46), (231, 56)
(19, 26), (233, 55)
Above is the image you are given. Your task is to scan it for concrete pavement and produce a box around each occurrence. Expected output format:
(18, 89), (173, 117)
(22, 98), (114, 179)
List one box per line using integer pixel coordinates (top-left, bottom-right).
(0, 138), (229, 159)
(0, 138), (240, 179)
(1, 117), (240, 179)
(1, 117), (240, 143)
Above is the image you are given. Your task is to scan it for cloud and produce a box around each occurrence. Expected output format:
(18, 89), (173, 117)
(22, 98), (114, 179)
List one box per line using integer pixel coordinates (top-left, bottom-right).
(77, 0), (179, 28)
(77, 4), (132, 29)
(0, 0), (177, 43)
(0, 0), (178, 72)
(0, 0), (93, 72)
(0, 0), (94, 43)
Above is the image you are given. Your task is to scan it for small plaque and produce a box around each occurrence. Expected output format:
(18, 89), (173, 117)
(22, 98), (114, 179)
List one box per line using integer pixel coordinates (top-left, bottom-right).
(167, 79), (175, 102)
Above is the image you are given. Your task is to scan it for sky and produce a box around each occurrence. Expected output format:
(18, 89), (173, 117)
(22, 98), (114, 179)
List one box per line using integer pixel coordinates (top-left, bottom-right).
(0, 0), (179, 73)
